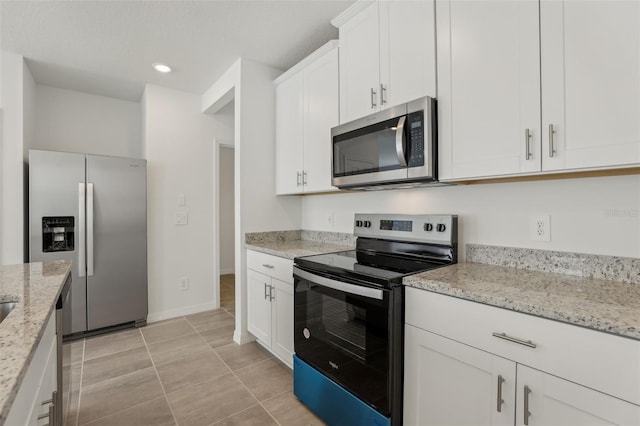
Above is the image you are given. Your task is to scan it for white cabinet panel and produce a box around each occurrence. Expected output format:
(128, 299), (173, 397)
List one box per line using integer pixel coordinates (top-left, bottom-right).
(247, 268), (271, 344)
(303, 47), (339, 193)
(404, 324), (516, 426)
(380, 0), (436, 109)
(541, 0), (640, 171)
(516, 365), (640, 426)
(270, 277), (294, 368)
(275, 73), (304, 195)
(438, 0), (541, 179)
(338, 2), (381, 123)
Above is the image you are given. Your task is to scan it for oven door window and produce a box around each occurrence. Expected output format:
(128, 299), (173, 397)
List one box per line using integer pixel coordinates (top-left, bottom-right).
(333, 116), (407, 177)
(294, 276), (390, 415)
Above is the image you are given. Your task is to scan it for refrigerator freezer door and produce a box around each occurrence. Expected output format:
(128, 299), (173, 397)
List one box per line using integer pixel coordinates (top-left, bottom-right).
(29, 150), (87, 334)
(86, 155), (147, 330)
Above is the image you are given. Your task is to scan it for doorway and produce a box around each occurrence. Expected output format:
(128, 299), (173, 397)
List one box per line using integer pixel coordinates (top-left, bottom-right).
(218, 145), (235, 315)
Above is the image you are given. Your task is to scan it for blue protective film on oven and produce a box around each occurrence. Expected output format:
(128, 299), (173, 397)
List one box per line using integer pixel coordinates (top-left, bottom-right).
(293, 355), (391, 426)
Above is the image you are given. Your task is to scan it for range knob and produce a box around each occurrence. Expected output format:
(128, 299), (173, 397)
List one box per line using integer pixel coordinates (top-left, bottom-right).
(436, 224), (446, 232)
(356, 220), (363, 227)
(424, 223), (434, 232)
(364, 221), (371, 228)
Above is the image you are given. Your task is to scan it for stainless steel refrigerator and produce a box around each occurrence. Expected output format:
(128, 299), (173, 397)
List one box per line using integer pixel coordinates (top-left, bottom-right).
(29, 149), (147, 335)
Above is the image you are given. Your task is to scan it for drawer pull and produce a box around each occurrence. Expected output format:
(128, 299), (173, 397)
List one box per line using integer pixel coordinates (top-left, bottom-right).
(496, 375), (505, 412)
(524, 385), (532, 425)
(262, 264), (274, 269)
(492, 332), (536, 348)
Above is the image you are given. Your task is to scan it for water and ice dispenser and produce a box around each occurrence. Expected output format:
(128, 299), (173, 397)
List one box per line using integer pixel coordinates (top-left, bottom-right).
(42, 217), (75, 252)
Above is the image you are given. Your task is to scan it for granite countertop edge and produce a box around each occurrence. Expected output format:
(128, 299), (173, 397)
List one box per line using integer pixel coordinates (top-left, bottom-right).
(0, 261), (72, 424)
(404, 262), (640, 341)
(245, 240), (355, 260)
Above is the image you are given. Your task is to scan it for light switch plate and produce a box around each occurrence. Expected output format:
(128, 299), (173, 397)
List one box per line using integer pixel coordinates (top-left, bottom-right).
(175, 212), (188, 225)
(177, 194), (186, 206)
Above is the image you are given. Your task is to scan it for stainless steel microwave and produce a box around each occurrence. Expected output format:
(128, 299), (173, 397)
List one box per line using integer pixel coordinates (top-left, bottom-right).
(331, 96), (436, 190)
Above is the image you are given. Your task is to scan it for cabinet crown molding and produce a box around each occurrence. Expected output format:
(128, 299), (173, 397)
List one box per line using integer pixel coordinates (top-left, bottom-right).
(331, 0), (376, 28)
(273, 40), (338, 86)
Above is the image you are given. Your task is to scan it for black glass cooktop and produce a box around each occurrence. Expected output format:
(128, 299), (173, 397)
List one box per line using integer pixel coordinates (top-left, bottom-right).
(295, 249), (447, 287)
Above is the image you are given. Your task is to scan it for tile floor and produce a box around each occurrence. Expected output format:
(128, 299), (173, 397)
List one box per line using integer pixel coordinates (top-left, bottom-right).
(65, 274), (324, 426)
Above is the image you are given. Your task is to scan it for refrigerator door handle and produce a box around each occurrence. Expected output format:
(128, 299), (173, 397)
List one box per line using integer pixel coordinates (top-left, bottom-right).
(78, 183), (86, 277)
(87, 183), (95, 277)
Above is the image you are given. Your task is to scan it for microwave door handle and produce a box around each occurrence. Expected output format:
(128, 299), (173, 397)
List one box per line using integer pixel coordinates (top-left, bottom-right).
(395, 116), (408, 167)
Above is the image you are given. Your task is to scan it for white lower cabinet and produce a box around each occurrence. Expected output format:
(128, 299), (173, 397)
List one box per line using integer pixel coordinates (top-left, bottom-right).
(246, 250), (294, 368)
(6, 311), (57, 426)
(404, 325), (516, 426)
(404, 288), (640, 426)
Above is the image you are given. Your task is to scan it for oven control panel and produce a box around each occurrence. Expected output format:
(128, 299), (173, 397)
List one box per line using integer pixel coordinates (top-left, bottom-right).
(354, 213), (457, 244)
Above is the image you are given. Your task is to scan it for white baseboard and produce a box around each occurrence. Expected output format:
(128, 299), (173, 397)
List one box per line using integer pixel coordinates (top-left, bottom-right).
(219, 267), (235, 275)
(147, 301), (218, 323)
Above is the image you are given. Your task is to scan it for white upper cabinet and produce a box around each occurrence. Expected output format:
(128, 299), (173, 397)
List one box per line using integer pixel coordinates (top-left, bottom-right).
(437, 0), (541, 180)
(335, 0), (436, 124)
(439, 0), (640, 180)
(275, 41), (339, 195)
(337, 2), (381, 123)
(540, 0), (640, 171)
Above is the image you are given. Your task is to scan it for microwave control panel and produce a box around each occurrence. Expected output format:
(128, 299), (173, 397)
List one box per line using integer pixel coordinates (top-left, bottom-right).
(407, 110), (425, 168)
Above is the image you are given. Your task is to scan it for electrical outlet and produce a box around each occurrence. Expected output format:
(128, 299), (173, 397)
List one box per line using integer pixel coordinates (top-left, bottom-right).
(175, 212), (188, 225)
(530, 215), (551, 242)
(178, 276), (189, 291)
(327, 212), (335, 228)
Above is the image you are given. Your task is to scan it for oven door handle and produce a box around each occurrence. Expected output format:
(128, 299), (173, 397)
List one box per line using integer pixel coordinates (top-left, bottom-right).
(294, 267), (384, 300)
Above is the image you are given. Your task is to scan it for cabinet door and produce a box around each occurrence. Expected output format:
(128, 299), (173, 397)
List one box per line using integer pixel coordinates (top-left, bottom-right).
(270, 277), (294, 368)
(339, 2), (381, 123)
(275, 72), (304, 195)
(302, 47), (339, 193)
(404, 324), (516, 426)
(437, 0), (541, 180)
(516, 365), (640, 426)
(379, 0), (436, 109)
(247, 269), (272, 344)
(540, 0), (640, 171)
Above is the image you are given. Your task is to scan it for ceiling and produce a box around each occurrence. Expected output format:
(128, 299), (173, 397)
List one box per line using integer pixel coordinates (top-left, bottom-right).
(1, 0), (354, 102)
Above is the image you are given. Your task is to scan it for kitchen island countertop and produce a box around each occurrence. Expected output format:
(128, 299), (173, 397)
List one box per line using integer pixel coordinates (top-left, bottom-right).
(0, 260), (71, 424)
(404, 261), (640, 340)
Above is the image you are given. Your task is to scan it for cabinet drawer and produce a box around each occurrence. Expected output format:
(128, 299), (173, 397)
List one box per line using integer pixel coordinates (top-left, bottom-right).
(406, 287), (640, 405)
(247, 250), (293, 284)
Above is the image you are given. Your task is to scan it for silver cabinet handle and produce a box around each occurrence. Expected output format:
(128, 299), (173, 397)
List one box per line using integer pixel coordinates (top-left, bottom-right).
(87, 183), (95, 277)
(524, 385), (532, 425)
(264, 282), (269, 300)
(395, 116), (408, 167)
(262, 264), (274, 269)
(269, 285), (275, 301)
(37, 404), (54, 425)
(370, 87), (377, 109)
(296, 171), (301, 187)
(380, 84), (387, 105)
(492, 332), (536, 348)
(302, 171), (308, 186)
(548, 124), (556, 157)
(496, 375), (505, 412)
(78, 183), (86, 278)
(525, 129), (532, 160)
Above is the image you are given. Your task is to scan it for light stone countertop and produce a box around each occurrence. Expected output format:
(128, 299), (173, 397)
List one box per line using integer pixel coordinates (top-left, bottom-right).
(404, 262), (640, 340)
(0, 261), (72, 424)
(245, 239), (354, 260)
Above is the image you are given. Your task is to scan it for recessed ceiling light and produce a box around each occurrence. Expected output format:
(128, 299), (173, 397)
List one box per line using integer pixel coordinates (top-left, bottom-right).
(152, 63), (172, 73)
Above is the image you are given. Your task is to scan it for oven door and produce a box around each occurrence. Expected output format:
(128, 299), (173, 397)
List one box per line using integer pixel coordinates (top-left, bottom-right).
(293, 266), (391, 415)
